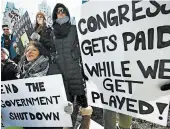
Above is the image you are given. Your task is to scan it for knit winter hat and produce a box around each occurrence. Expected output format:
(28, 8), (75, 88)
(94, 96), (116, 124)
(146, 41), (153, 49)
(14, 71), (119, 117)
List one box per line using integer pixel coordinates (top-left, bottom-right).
(2, 25), (9, 29)
(36, 12), (46, 20)
(1, 48), (10, 58)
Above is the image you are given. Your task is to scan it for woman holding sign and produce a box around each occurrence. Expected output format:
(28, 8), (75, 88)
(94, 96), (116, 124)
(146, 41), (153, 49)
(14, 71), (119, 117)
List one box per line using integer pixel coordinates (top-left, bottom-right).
(17, 41), (73, 129)
(51, 3), (93, 129)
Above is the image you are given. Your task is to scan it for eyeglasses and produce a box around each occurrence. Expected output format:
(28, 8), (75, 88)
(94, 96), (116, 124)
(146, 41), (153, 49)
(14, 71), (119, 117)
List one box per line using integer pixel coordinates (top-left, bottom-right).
(3, 29), (9, 31)
(56, 8), (66, 14)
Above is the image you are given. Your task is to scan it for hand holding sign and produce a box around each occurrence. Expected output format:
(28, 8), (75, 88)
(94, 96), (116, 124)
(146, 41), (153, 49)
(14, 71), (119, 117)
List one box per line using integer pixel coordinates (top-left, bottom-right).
(1, 75), (72, 127)
(76, 0), (170, 126)
(64, 102), (73, 115)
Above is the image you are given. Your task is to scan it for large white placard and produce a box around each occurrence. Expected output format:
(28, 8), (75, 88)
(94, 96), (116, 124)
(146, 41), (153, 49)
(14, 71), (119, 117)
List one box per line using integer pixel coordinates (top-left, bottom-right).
(1, 75), (72, 127)
(76, 1), (170, 126)
(3, 9), (20, 29)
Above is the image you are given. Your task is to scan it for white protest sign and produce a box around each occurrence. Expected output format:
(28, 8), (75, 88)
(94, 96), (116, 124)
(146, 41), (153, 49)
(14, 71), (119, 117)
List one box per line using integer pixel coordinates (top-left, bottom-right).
(3, 9), (20, 29)
(1, 75), (72, 127)
(75, 1), (170, 126)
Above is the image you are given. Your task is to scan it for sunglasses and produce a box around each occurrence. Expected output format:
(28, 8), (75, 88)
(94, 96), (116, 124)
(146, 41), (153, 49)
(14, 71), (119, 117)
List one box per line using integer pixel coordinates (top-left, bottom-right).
(3, 29), (9, 31)
(56, 8), (66, 14)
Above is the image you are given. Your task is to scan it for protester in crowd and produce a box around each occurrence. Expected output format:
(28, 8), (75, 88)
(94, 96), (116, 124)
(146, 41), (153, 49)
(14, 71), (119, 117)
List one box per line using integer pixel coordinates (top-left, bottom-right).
(1, 48), (18, 81)
(52, 3), (92, 129)
(17, 41), (50, 79)
(1, 48), (23, 129)
(30, 12), (56, 62)
(17, 40), (73, 129)
(1, 25), (20, 63)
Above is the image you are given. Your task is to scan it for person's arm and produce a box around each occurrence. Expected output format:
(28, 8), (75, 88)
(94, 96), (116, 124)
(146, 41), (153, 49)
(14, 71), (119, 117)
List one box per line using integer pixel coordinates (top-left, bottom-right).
(5, 60), (18, 74)
(72, 32), (89, 81)
(39, 37), (55, 52)
(39, 28), (56, 52)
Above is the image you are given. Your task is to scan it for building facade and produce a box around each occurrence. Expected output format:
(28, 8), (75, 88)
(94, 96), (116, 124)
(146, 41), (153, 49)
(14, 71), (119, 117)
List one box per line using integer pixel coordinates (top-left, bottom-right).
(38, 0), (52, 26)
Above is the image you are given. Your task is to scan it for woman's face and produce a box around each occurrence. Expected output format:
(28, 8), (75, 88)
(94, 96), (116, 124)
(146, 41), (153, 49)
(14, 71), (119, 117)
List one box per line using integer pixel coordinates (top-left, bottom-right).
(37, 15), (44, 25)
(57, 7), (66, 18)
(25, 45), (40, 62)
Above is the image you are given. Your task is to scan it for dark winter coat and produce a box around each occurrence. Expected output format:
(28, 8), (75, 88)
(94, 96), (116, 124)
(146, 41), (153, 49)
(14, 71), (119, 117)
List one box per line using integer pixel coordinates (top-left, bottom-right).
(1, 59), (18, 81)
(34, 25), (56, 53)
(52, 3), (85, 100)
(1, 34), (17, 59)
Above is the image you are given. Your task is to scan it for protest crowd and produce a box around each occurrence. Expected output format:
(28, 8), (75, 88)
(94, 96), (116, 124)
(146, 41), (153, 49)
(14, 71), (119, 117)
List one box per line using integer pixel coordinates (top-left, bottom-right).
(1, 1), (170, 129)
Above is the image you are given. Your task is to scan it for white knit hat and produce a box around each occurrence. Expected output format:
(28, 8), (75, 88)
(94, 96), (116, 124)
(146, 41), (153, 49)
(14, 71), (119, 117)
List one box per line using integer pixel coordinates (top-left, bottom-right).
(1, 48), (10, 58)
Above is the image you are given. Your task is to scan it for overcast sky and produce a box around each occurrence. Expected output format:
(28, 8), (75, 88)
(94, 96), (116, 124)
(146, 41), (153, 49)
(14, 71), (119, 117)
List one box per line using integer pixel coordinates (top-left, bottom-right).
(1, 0), (81, 20)
(0, 0), (82, 35)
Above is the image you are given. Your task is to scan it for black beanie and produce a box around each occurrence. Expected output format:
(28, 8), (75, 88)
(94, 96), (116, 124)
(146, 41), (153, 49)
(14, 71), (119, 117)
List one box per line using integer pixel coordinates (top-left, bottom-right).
(2, 25), (9, 29)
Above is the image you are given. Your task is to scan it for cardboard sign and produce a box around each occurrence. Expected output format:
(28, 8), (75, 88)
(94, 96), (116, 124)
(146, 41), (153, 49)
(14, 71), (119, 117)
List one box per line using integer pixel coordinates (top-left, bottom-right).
(3, 9), (20, 29)
(21, 32), (29, 47)
(13, 11), (34, 56)
(76, 1), (170, 126)
(1, 75), (72, 127)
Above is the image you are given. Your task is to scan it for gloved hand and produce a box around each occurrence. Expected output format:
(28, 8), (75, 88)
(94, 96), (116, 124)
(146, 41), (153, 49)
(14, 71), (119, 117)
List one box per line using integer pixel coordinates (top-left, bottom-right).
(160, 82), (170, 91)
(30, 32), (40, 41)
(64, 101), (73, 115)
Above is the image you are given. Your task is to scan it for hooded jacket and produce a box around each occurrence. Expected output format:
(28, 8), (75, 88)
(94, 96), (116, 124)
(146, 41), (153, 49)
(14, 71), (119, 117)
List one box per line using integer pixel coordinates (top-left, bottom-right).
(52, 3), (85, 100)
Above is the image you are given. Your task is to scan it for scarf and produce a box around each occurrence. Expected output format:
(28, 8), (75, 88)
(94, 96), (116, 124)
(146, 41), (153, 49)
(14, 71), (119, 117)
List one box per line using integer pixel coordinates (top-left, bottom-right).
(52, 16), (71, 39)
(34, 23), (46, 35)
(18, 55), (49, 78)
(56, 16), (69, 25)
